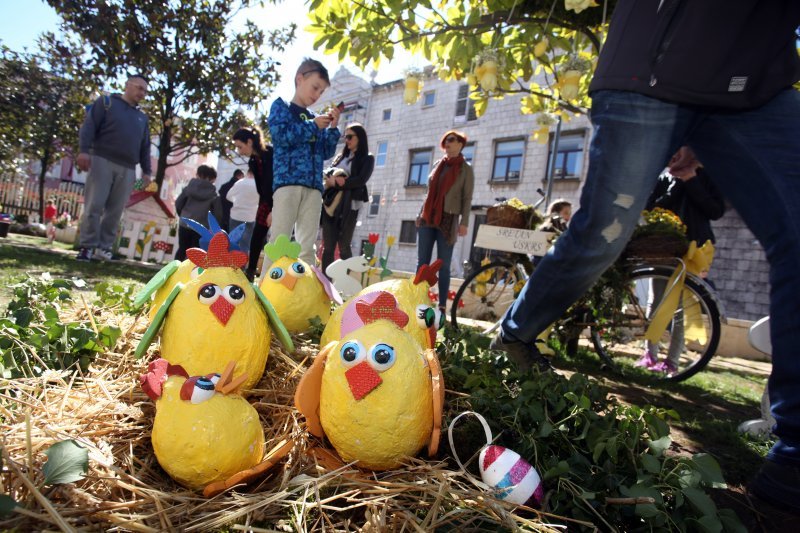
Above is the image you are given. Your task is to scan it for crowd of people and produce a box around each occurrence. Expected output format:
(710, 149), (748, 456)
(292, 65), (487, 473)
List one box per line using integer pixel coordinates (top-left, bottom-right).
(73, 0), (800, 514)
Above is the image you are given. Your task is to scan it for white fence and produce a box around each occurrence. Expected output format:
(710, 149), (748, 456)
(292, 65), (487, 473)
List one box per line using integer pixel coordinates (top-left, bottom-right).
(117, 221), (178, 264)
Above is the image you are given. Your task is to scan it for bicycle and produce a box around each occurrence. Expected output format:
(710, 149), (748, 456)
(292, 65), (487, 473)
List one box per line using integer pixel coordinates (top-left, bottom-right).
(450, 245), (724, 382)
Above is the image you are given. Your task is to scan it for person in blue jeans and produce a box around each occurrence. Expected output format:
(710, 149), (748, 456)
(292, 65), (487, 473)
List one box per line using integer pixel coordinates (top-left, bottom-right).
(416, 130), (475, 312)
(489, 0), (800, 513)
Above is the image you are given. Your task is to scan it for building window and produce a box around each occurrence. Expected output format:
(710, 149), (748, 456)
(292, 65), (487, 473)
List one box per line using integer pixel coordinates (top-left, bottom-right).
(455, 84), (477, 122)
(422, 90), (436, 107)
(382, 108), (392, 121)
(462, 143), (476, 165)
(368, 193), (381, 217)
(376, 141), (388, 167)
(492, 139), (524, 182)
(399, 220), (417, 244)
(549, 132), (586, 179)
(407, 149), (432, 186)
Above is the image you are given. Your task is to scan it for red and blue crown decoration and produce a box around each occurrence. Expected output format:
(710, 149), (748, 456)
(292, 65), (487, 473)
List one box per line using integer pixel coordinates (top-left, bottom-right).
(181, 212), (247, 252)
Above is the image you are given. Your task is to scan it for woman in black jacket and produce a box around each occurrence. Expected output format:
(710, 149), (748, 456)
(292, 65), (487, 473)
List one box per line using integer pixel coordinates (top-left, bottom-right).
(320, 123), (374, 273)
(232, 126), (273, 281)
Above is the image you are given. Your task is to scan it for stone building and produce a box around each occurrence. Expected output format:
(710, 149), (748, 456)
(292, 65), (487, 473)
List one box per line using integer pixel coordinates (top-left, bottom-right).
(318, 67), (769, 321)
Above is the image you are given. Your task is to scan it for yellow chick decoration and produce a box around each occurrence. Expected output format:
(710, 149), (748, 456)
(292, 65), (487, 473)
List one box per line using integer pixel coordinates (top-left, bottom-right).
(321, 259), (445, 351)
(141, 359), (293, 496)
(295, 291), (444, 471)
(135, 231), (293, 391)
(259, 234), (342, 333)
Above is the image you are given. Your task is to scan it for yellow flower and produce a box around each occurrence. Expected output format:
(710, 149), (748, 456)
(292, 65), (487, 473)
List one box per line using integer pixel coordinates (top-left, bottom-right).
(386, 235), (396, 247)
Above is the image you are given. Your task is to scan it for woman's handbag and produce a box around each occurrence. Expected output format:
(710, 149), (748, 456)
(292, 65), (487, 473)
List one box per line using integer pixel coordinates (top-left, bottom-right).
(322, 168), (348, 217)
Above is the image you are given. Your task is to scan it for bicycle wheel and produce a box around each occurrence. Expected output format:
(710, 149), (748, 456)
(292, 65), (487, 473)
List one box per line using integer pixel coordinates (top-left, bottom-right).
(591, 265), (721, 382)
(451, 260), (524, 333)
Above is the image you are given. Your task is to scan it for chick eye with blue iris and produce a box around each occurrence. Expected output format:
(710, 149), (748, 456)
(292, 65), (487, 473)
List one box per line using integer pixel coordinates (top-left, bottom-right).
(340, 340), (366, 368)
(369, 343), (396, 371)
(269, 267), (284, 281)
(289, 261), (306, 277)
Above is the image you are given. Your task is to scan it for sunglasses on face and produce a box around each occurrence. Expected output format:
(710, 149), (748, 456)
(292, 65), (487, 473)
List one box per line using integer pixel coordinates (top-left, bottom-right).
(444, 136), (460, 143)
(345, 134), (355, 140)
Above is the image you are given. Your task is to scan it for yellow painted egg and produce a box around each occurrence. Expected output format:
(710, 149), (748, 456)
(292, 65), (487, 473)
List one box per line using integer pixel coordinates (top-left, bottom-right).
(320, 321), (432, 470)
(161, 267), (271, 391)
(259, 257), (332, 333)
(152, 376), (265, 489)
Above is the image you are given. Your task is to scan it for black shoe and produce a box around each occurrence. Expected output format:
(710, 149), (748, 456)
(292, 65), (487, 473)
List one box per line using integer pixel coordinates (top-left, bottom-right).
(750, 460), (800, 515)
(76, 247), (93, 262)
(489, 332), (552, 373)
(245, 268), (256, 283)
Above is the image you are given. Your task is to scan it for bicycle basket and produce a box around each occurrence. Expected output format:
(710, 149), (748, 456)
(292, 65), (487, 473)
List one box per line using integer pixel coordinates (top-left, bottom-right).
(486, 204), (527, 229)
(623, 233), (689, 260)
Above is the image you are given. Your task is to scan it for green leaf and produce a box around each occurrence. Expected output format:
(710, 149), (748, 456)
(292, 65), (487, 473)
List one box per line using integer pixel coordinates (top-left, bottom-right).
(718, 508), (747, 533)
(647, 435), (671, 456)
(13, 307), (34, 328)
(695, 515), (723, 533)
(691, 453), (727, 489)
(0, 494), (17, 517)
(42, 439), (88, 485)
(543, 460), (570, 480)
(682, 486), (718, 517)
(640, 453), (661, 474)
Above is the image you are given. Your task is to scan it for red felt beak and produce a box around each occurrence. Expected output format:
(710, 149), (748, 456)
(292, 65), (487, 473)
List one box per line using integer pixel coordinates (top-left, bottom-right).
(210, 297), (235, 325)
(345, 361), (382, 400)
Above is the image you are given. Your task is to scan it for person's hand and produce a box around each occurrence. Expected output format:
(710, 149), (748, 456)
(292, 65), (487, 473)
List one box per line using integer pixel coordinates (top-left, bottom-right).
(314, 114), (332, 129)
(328, 107), (341, 128)
(668, 146), (700, 180)
(266, 211), (272, 227)
(144, 176), (158, 192)
(415, 216), (422, 228)
(458, 225), (468, 237)
(76, 153), (91, 172)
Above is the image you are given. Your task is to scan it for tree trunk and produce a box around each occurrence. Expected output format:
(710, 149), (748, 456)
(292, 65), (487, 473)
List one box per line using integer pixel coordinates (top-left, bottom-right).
(38, 148), (50, 222)
(155, 123), (172, 190)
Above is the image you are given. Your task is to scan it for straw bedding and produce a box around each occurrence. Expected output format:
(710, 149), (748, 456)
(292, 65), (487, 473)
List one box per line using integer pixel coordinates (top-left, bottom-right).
(0, 304), (574, 532)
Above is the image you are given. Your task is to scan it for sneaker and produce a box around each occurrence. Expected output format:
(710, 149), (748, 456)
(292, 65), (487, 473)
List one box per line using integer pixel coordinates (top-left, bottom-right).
(650, 360), (678, 374)
(635, 349), (658, 368)
(245, 268), (257, 283)
(750, 460), (800, 515)
(489, 332), (552, 373)
(76, 247), (93, 262)
(92, 248), (114, 261)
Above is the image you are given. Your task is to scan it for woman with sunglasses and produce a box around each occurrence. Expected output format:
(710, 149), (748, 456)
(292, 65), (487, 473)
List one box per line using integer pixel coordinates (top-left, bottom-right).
(416, 130), (475, 313)
(320, 123), (375, 273)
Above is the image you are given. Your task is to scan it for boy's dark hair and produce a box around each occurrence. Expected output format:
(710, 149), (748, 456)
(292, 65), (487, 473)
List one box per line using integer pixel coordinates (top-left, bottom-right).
(296, 58), (330, 85)
(128, 73), (149, 84)
(233, 169), (244, 178)
(196, 165), (217, 181)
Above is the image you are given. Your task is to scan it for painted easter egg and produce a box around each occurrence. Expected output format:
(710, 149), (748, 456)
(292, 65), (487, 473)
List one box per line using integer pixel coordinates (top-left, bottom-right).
(478, 444), (543, 506)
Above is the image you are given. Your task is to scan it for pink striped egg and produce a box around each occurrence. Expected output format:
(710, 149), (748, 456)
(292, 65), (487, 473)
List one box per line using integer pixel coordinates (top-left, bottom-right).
(478, 445), (543, 506)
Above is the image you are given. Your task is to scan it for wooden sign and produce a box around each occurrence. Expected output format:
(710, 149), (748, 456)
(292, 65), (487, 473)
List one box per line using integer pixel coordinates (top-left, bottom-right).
(474, 225), (554, 256)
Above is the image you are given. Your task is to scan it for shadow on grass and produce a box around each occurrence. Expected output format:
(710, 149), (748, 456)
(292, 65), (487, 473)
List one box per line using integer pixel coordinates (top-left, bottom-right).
(552, 347), (770, 486)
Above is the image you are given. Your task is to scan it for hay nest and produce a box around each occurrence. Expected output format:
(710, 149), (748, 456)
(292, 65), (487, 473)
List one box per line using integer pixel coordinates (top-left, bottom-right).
(0, 304), (573, 532)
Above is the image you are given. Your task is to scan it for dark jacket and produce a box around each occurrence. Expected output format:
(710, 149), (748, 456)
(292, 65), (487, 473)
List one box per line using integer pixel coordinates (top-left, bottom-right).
(249, 147), (274, 210)
(218, 175), (239, 229)
(646, 168), (725, 245)
(590, 0), (800, 109)
(175, 178), (222, 227)
(323, 153), (375, 219)
(79, 94), (152, 173)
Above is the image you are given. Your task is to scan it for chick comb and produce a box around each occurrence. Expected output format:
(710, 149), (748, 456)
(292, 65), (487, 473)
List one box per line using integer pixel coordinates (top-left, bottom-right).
(413, 259), (443, 286)
(187, 232), (247, 269)
(265, 234), (301, 261)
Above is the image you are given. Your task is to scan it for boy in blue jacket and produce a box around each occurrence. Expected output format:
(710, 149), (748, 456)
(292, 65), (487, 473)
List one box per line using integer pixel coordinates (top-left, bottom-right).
(268, 58), (341, 264)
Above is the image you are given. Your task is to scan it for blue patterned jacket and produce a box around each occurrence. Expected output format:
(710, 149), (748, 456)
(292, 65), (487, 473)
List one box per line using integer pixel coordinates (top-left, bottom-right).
(268, 98), (340, 193)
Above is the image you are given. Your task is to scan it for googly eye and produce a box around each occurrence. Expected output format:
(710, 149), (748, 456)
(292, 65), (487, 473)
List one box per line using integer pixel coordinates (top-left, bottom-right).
(339, 340), (366, 368)
(190, 266), (204, 279)
(180, 375), (217, 404)
(416, 304), (436, 328)
(223, 285), (246, 305)
(289, 261), (306, 277)
(269, 267), (284, 281)
(198, 284), (220, 305)
(369, 343), (396, 372)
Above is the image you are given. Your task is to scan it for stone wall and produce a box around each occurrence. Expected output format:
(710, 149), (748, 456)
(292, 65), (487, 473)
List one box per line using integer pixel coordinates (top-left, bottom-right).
(711, 208), (770, 321)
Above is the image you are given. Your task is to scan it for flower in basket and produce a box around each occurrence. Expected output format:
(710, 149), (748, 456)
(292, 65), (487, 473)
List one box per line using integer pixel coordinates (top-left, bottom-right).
(54, 212), (72, 229)
(639, 207), (688, 236)
(559, 55), (592, 100)
(403, 68), (423, 105)
(627, 207), (689, 259)
(533, 112), (557, 144)
(473, 49), (505, 93)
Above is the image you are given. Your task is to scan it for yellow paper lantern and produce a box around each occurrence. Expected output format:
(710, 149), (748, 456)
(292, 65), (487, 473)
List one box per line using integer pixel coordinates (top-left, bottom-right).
(403, 77), (421, 104)
(561, 70), (583, 100)
(478, 60), (498, 92)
